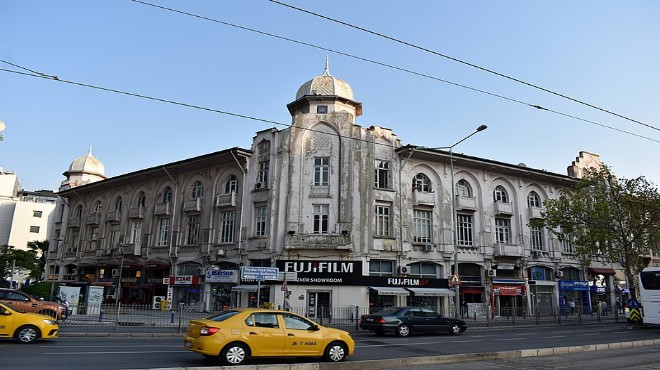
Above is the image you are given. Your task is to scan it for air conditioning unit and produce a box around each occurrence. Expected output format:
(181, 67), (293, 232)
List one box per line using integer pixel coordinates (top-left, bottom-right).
(255, 182), (263, 189)
(111, 268), (119, 277)
(105, 249), (112, 255)
(423, 244), (434, 252)
(152, 296), (166, 310)
(556, 271), (564, 277)
(216, 249), (225, 257)
(487, 269), (497, 277)
(397, 266), (409, 274)
(196, 267), (204, 275)
(532, 250), (541, 257)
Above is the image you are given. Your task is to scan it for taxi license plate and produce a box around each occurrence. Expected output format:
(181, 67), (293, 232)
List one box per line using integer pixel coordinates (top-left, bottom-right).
(185, 341), (193, 348)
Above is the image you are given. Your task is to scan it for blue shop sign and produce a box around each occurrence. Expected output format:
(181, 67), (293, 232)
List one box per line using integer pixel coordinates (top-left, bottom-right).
(559, 280), (590, 291)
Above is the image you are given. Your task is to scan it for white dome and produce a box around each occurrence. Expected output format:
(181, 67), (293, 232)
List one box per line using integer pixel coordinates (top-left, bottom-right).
(67, 147), (105, 177)
(295, 60), (354, 101)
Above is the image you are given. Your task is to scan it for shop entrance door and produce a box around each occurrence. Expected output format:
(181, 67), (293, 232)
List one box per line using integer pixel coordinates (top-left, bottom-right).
(307, 291), (331, 321)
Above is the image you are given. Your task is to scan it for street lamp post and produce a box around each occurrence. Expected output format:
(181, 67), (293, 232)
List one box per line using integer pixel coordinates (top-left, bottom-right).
(433, 125), (487, 318)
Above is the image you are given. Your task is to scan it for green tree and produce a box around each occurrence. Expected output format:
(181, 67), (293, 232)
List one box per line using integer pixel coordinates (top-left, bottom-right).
(0, 244), (41, 286)
(535, 166), (660, 299)
(27, 240), (49, 280)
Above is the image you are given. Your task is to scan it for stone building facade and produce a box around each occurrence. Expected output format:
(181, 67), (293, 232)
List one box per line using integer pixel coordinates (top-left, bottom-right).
(46, 64), (619, 317)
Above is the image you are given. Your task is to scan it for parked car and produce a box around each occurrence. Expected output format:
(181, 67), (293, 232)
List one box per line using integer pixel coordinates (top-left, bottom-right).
(0, 302), (59, 343)
(360, 306), (467, 337)
(184, 308), (354, 365)
(0, 288), (66, 320)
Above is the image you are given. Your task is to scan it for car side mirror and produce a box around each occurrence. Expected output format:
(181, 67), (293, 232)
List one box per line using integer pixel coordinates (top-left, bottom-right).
(310, 324), (320, 331)
(39, 297), (44, 301)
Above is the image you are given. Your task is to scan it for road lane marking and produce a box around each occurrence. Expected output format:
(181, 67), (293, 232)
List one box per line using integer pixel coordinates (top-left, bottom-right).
(541, 335), (567, 339)
(496, 337), (527, 341)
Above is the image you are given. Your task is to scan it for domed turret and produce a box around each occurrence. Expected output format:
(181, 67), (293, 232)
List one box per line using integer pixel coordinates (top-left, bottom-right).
(60, 146), (107, 190)
(295, 58), (354, 101)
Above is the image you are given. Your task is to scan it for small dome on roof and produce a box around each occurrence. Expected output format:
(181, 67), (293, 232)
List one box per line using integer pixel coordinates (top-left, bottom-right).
(68, 146), (105, 177)
(295, 58), (354, 101)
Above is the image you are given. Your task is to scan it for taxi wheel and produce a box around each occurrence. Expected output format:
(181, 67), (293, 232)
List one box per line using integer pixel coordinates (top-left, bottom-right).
(221, 343), (249, 365)
(15, 325), (40, 344)
(449, 324), (462, 335)
(324, 341), (347, 362)
(396, 324), (411, 337)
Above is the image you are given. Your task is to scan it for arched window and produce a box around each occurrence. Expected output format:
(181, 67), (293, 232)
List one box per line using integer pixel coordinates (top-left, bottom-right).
(528, 191), (541, 208)
(162, 187), (172, 204)
(136, 191), (146, 207)
(412, 173), (432, 192)
(75, 205), (83, 219)
(494, 185), (509, 203)
(192, 181), (204, 199)
(114, 197), (123, 211)
(93, 200), (102, 213)
(224, 175), (238, 194)
(456, 179), (472, 198)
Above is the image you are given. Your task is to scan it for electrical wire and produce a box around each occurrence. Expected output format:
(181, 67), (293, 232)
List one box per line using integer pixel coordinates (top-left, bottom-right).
(269, 0), (660, 134)
(127, 1), (659, 143)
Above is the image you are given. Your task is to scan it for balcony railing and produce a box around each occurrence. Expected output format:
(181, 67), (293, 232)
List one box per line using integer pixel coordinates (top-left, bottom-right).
(493, 243), (523, 257)
(129, 206), (144, 219)
(86, 212), (101, 225)
(106, 210), (121, 223)
(215, 192), (236, 207)
(287, 233), (352, 250)
(68, 217), (81, 228)
(527, 207), (545, 219)
(183, 198), (201, 212)
(154, 202), (171, 216)
(494, 201), (514, 215)
(413, 191), (435, 206)
(454, 196), (477, 211)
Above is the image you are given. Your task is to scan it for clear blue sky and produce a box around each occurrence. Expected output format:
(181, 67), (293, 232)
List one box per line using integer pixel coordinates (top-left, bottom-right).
(1, 1), (659, 191)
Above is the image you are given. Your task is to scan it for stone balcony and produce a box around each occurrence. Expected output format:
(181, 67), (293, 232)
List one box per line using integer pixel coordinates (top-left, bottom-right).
(287, 233), (352, 250)
(493, 243), (523, 257)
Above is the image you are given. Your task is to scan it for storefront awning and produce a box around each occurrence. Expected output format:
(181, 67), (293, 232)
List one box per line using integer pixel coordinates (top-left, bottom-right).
(588, 267), (616, 275)
(231, 285), (267, 292)
(370, 287), (410, 296)
(406, 287), (454, 296)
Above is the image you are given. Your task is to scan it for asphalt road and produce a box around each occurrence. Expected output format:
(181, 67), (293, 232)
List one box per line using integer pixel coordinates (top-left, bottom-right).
(0, 323), (658, 370)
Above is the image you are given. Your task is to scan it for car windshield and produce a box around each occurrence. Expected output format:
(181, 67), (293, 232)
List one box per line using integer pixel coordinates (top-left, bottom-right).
(205, 310), (241, 322)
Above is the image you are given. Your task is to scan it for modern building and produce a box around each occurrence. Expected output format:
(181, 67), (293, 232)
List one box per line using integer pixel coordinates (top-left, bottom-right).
(0, 168), (56, 252)
(46, 63), (621, 317)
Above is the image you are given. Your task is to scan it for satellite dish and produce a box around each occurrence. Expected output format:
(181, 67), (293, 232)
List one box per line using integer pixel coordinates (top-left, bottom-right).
(0, 120), (5, 132)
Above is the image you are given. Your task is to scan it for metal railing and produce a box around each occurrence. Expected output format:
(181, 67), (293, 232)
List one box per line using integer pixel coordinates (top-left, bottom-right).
(57, 303), (623, 334)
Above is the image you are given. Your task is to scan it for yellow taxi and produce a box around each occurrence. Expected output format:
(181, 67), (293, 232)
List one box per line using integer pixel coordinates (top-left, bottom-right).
(0, 302), (59, 343)
(183, 308), (354, 365)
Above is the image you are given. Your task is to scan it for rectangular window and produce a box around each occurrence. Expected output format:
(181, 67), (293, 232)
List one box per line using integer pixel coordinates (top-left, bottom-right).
(88, 226), (98, 251)
(374, 160), (390, 189)
(257, 161), (269, 187)
(186, 215), (200, 245)
(495, 218), (511, 244)
(157, 218), (170, 246)
(29, 225), (40, 233)
(457, 214), (474, 246)
(369, 260), (394, 276)
(316, 105), (328, 114)
(129, 221), (142, 246)
(375, 203), (391, 236)
(413, 209), (432, 244)
(561, 234), (575, 254)
(530, 225), (544, 250)
(33, 210), (43, 218)
(313, 204), (329, 234)
(220, 211), (236, 243)
(314, 157), (330, 186)
(108, 224), (120, 249)
(255, 206), (267, 237)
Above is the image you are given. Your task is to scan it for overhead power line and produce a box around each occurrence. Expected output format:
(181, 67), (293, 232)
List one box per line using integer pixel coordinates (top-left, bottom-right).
(269, 0), (660, 134)
(1, 61), (657, 145)
(127, 0), (659, 143)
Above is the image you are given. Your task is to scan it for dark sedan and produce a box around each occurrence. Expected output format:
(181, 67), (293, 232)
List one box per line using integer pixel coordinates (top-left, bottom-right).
(360, 306), (467, 337)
